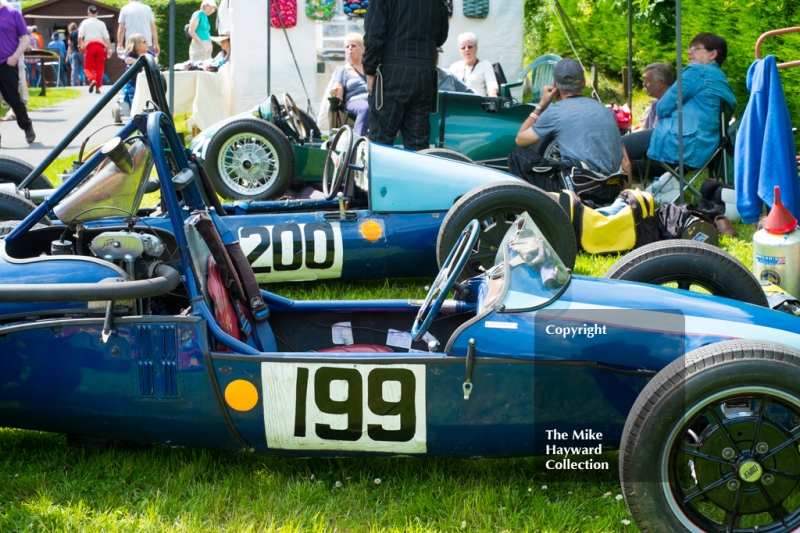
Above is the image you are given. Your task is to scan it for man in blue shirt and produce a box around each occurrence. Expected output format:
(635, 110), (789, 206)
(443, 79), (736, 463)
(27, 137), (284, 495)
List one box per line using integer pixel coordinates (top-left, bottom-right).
(47, 32), (68, 86)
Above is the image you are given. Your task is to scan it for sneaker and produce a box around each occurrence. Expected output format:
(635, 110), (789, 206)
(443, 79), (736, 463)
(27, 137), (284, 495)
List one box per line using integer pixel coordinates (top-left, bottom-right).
(89, 80), (96, 93)
(25, 126), (35, 144)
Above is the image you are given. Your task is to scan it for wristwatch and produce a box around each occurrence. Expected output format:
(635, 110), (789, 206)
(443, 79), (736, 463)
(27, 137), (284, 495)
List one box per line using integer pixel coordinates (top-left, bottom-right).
(534, 104), (544, 112)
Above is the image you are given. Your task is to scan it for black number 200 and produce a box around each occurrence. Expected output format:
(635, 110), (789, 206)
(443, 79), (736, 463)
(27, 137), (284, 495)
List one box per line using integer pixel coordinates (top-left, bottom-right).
(293, 367), (416, 443)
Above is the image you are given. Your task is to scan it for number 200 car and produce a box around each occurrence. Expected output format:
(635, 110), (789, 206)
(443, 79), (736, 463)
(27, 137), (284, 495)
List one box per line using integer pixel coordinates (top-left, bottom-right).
(1, 113), (800, 533)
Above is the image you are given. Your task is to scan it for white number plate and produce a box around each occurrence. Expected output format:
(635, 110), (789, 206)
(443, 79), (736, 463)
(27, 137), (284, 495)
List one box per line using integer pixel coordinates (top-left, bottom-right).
(261, 362), (427, 453)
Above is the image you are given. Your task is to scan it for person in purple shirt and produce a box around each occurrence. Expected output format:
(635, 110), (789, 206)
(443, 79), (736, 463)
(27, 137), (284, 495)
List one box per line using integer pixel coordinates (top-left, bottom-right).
(0, 2), (35, 145)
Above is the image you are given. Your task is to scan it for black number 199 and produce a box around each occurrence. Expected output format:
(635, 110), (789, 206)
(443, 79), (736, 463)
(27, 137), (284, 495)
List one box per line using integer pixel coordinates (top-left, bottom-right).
(293, 366), (416, 442)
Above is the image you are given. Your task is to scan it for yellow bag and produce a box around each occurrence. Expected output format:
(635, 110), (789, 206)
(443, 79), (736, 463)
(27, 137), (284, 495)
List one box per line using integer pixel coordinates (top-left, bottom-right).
(552, 189), (658, 254)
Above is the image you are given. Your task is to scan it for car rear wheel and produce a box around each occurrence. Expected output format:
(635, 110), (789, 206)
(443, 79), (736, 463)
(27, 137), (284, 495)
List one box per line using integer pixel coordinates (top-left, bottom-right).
(417, 148), (475, 164)
(0, 191), (50, 225)
(604, 240), (768, 307)
(0, 220), (49, 236)
(0, 155), (53, 191)
(205, 118), (295, 201)
(437, 181), (577, 278)
(621, 339), (800, 533)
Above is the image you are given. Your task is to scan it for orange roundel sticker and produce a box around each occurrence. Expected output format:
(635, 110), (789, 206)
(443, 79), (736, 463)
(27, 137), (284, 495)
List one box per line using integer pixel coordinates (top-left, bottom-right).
(360, 220), (383, 242)
(224, 379), (259, 412)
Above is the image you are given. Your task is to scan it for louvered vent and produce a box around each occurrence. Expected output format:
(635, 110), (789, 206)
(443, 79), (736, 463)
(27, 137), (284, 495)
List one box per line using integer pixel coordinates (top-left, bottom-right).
(136, 324), (179, 398)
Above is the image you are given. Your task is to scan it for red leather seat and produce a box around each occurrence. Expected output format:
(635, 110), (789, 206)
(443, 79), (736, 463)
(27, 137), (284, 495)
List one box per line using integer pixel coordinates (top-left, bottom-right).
(317, 344), (395, 353)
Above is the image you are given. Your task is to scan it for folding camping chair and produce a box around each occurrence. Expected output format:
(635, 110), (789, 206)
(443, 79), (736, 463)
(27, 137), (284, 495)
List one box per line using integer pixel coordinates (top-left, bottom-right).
(643, 103), (733, 201)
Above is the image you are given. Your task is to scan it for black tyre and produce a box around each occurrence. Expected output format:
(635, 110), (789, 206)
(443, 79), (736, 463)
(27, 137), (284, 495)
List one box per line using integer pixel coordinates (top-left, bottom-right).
(298, 109), (322, 140)
(111, 102), (122, 124)
(205, 118), (295, 201)
(0, 191), (50, 225)
(620, 339), (800, 533)
(604, 240), (768, 307)
(437, 181), (577, 277)
(0, 220), (49, 236)
(418, 148), (475, 164)
(0, 155), (52, 191)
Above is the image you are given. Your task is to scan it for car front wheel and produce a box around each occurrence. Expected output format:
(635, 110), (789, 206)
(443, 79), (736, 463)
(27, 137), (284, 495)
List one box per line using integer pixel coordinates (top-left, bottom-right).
(436, 181), (577, 278)
(0, 155), (53, 191)
(604, 240), (768, 307)
(205, 118), (295, 201)
(620, 339), (800, 533)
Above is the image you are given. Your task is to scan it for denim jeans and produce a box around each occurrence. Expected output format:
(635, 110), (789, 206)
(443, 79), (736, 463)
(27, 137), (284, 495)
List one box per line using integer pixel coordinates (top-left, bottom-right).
(69, 52), (85, 86)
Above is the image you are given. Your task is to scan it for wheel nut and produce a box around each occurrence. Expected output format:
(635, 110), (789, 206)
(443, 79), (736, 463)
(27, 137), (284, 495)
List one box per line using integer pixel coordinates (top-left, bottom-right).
(762, 474), (774, 485)
(727, 479), (740, 491)
(756, 442), (769, 454)
(722, 447), (735, 459)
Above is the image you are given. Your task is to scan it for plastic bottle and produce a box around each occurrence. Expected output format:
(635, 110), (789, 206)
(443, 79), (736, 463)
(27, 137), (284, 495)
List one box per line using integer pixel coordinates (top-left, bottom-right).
(753, 186), (800, 297)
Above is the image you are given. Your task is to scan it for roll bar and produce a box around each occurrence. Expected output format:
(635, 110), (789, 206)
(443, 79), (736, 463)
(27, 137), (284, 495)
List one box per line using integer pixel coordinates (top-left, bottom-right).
(17, 55), (171, 190)
(755, 27), (800, 69)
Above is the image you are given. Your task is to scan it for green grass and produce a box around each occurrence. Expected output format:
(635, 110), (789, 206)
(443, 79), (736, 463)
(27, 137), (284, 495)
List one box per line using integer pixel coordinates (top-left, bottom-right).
(0, 88), (81, 119)
(0, 430), (634, 532)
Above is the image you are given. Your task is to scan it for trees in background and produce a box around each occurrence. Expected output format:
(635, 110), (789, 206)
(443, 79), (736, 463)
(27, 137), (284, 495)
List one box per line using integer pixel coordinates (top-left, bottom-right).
(524, 0), (800, 121)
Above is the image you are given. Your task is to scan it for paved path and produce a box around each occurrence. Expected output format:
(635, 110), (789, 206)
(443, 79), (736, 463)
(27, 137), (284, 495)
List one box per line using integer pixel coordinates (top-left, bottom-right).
(0, 86), (121, 169)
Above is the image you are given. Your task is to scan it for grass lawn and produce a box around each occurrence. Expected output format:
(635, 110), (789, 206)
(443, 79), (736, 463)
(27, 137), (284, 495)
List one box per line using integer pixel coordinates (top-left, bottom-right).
(0, 88), (81, 119)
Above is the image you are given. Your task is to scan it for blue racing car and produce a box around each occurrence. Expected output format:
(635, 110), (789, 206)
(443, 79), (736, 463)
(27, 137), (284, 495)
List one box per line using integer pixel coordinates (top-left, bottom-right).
(1, 111), (799, 533)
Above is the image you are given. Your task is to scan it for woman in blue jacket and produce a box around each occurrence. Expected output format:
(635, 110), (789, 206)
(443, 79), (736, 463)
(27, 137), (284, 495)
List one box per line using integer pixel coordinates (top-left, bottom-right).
(621, 33), (737, 183)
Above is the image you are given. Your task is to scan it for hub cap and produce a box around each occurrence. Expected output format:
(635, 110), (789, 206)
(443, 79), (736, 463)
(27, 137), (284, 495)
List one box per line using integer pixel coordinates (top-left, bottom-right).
(217, 132), (279, 197)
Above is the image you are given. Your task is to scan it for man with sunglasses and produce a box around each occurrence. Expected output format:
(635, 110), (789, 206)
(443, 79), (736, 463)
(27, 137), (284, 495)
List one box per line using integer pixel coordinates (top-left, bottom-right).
(363, 0), (448, 151)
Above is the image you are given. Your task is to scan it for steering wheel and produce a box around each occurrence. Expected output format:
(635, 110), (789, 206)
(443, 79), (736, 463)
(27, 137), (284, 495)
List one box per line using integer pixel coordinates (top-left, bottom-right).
(411, 219), (480, 341)
(282, 93), (308, 140)
(269, 94), (282, 121)
(323, 125), (353, 200)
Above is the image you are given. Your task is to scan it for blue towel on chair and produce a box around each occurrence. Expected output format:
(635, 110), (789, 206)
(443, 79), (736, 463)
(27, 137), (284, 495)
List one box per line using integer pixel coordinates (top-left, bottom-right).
(734, 55), (800, 223)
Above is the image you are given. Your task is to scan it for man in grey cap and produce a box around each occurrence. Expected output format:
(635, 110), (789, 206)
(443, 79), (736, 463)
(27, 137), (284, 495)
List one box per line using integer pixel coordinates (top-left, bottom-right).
(508, 58), (622, 190)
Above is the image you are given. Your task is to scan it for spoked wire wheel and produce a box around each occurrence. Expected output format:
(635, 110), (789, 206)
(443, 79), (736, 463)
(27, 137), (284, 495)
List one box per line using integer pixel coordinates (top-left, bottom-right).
(217, 132), (281, 197)
(205, 118), (294, 200)
(664, 388), (800, 532)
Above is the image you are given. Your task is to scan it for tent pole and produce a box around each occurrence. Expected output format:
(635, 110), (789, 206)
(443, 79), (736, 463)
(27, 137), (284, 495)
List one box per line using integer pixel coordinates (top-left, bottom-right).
(169, 0), (175, 113)
(267, 1), (271, 95)
(627, 0), (632, 110)
(676, 0), (684, 198)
